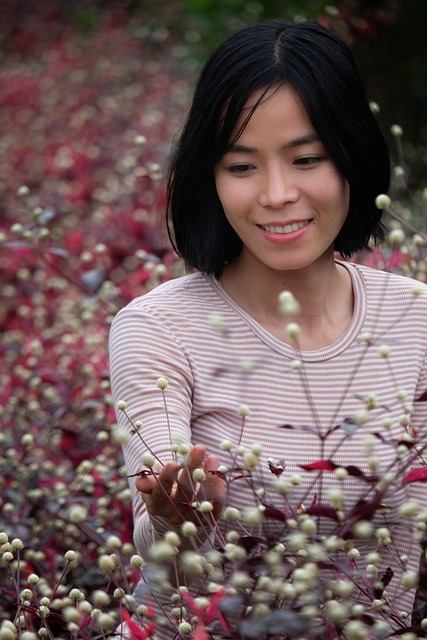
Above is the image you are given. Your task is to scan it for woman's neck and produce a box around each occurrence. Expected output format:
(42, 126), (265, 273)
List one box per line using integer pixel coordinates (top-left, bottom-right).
(220, 257), (354, 350)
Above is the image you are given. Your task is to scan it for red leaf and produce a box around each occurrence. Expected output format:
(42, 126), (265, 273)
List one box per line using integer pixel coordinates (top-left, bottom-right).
(263, 506), (292, 522)
(121, 610), (154, 640)
(193, 626), (210, 640)
(404, 467), (427, 484)
(206, 588), (233, 634)
(182, 592), (204, 623)
(306, 504), (340, 521)
(79, 616), (92, 630)
(299, 460), (336, 471)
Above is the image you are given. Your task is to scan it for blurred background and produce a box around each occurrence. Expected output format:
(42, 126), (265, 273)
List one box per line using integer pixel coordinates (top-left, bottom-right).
(1, 0), (426, 141)
(1, 3), (426, 633)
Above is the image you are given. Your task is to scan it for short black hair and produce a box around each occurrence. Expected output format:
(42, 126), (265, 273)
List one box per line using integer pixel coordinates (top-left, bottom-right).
(166, 19), (390, 278)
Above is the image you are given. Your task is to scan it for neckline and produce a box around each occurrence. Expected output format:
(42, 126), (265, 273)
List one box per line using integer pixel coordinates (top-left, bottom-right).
(207, 261), (366, 362)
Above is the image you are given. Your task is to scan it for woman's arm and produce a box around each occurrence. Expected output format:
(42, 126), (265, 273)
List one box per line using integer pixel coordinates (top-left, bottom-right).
(109, 302), (224, 558)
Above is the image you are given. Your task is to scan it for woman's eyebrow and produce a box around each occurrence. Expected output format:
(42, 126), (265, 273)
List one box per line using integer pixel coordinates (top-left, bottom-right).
(225, 134), (320, 154)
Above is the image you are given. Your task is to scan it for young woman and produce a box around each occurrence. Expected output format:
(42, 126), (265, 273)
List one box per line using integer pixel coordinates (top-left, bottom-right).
(109, 19), (427, 638)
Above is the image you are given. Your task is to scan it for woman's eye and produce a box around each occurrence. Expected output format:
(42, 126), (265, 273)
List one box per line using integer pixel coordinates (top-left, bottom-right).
(294, 156), (323, 166)
(229, 164), (253, 174)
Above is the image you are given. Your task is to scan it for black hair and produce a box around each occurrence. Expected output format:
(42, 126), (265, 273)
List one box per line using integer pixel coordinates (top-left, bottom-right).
(166, 19), (390, 278)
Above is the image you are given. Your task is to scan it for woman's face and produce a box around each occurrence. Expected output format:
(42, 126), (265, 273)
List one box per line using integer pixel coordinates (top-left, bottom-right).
(214, 84), (350, 277)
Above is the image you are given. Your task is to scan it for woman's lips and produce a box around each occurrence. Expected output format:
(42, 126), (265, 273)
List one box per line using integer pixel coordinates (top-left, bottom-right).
(258, 219), (311, 235)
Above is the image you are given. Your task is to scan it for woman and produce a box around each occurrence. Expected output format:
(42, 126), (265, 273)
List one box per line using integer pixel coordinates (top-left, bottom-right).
(109, 19), (427, 638)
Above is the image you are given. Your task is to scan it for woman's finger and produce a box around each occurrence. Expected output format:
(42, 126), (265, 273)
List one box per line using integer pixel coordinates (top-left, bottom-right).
(173, 445), (207, 506)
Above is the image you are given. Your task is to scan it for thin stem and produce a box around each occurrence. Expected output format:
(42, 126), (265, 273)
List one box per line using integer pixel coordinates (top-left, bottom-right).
(121, 409), (165, 467)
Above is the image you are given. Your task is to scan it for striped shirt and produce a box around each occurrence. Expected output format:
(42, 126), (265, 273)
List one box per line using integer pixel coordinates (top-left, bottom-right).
(109, 260), (427, 635)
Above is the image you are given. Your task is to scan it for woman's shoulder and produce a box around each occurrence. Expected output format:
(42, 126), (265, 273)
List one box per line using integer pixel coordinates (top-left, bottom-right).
(130, 272), (215, 306)
(115, 272), (222, 323)
(349, 261), (427, 298)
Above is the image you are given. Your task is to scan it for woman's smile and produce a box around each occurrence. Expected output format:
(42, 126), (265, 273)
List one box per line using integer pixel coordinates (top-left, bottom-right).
(257, 220), (311, 242)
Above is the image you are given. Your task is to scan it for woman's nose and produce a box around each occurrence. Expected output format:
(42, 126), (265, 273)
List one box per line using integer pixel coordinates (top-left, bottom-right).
(259, 166), (299, 208)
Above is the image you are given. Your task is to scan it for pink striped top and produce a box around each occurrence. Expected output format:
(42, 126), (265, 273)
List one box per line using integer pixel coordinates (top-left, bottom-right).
(109, 261), (427, 632)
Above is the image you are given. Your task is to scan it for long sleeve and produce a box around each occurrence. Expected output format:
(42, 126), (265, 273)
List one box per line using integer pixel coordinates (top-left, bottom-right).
(109, 302), (195, 557)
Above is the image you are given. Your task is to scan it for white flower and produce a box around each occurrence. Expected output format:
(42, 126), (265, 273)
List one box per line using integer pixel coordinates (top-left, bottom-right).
(334, 467), (348, 481)
(192, 468), (206, 483)
(278, 290), (301, 316)
(411, 284), (424, 296)
(400, 571), (419, 589)
(156, 377), (168, 390)
(179, 551), (205, 574)
(209, 313), (226, 333)
(342, 620), (369, 639)
(375, 194), (391, 209)
(224, 543), (247, 562)
(286, 322), (301, 340)
(242, 507), (264, 525)
(127, 554), (143, 569)
(92, 590), (110, 606)
(251, 443), (263, 456)
(328, 580), (354, 597)
(134, 134), (147, 145)
(399, 500), (420, 517)
(69, 588), (85, 602)
(240, 358), (254, 372)
(141, 452), (155, 468)
(244, 452), (258, 471)
(178, 621), (192, 635)
(237, 404), (250, 417)
(98, 555), (116, 572)
(353, 409), (369, 425)
(181, 521), (197, 537)
(328, 488), (344, 508)
(11, 539), (23, 551)
(388, 228), (405, 245)
(291, 359), (303, 370)
(223, 506), (241, 521)
(230, 571), (251, 588)
(149, 541), (177, 562)
(17, 185), (30, 197)
(371, 599), (386, 612)
(300, 518), (317, 535)
(377, 344), (390, 357)
(288, 532), (307, 552)
(391, 124), (403, 137)
(352, 520), (373, 539)
(20, 589), (33, 602)
(97, 614), (116, 630)
(199, 501), (213, 513)
(69, 505), (88, 524)
(164, 531), (181, 547)
(116, 400), (127, 410)
(325, 600), (348, 624)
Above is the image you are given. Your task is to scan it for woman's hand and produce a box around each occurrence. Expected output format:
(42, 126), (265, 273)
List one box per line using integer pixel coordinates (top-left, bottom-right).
(135, 444), (225, 526)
